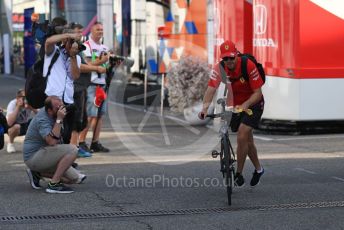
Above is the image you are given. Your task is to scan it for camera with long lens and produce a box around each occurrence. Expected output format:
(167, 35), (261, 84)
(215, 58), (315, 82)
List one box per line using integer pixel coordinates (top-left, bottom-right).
(67, 38), (86, 52)
(109, 55), (135, 68)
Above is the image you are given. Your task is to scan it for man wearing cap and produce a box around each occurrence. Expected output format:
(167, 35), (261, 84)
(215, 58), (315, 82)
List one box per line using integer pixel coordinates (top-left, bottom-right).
(199, 40), (265, 188)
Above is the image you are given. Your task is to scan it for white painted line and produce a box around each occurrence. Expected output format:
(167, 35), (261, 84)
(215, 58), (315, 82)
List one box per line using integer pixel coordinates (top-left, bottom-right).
(159, 112), (171, 145)
(76, 158), (215, 165)
(331, 176), (344, 182)
(108, 101), (143, 112)
(274, 135), (344, 141)
(253, 134), (344, 142)
(137, 104), (155, 132)
(253, 135), (274, 141)
(294, 168), (317, 174)
(127, 90), (160, 102)
(2, 75), (25, 81)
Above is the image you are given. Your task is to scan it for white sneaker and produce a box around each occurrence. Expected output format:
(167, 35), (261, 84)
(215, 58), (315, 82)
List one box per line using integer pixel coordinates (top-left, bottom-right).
(76, 174), (87, 184)
(7, 143), (16, 153)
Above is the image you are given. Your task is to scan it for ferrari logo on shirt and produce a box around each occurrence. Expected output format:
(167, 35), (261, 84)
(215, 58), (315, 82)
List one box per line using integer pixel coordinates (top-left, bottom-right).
(225, 45), (229, 50)
(240, 77), (246, 83)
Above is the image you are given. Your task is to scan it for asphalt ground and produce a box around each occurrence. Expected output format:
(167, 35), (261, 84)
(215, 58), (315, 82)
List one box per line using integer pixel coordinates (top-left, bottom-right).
(0, 73), (344, 230)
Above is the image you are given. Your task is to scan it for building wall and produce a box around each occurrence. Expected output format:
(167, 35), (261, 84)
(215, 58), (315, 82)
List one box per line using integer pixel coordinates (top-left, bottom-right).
(65, 0), (97, 29)
(152, 0), (208, 73)
(129, 0), (167, 73)
(13, 0), (49, 14)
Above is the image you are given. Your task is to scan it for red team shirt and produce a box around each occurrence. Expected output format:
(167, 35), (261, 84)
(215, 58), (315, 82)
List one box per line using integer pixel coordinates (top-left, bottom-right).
(208, 57), (264, 106)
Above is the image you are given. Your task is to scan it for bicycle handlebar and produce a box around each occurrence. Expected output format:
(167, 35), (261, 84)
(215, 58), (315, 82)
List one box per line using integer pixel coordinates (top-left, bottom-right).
(215, 98), (252, 115)
(234, 108), (253, 116)
(199, 97), (253, 120)
(206, 108), (253, 119)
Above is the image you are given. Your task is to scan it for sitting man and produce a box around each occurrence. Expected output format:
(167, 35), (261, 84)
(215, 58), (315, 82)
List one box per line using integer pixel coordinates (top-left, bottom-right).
(6, 89), (36, 153)
(23, 96), (86, 194)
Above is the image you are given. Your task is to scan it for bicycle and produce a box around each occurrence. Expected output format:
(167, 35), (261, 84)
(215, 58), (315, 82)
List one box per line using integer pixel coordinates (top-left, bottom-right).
(205, 98), (252, 205)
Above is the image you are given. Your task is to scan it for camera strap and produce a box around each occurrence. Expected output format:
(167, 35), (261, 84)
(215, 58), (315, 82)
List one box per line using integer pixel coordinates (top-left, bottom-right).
(46, 48), (60, 79)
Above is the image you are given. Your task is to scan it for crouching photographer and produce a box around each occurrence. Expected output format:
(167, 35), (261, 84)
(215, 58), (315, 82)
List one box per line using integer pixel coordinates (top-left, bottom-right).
(43, 18), (84, 144)
(23, 96), (86, 193)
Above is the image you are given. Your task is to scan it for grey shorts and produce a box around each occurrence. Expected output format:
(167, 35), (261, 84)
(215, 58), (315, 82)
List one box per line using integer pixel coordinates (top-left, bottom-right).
(87, 84), (108, 117)
(25, 144), (79, 181)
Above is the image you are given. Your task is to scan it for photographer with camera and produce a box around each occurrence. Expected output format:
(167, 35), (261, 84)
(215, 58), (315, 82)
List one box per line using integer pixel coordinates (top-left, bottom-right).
(43, 19), (82, 144)
(5, 89), (37, 153)
(23, 96), (86, 193)
(78, 22), (111, 153)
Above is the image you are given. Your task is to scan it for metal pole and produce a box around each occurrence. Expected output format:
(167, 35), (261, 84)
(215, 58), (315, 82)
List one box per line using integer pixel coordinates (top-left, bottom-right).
(3, 34), (10, 74)
(144, 68), (147, 110)
(48, 0), (50, 21)
(160, 73), (164, 116)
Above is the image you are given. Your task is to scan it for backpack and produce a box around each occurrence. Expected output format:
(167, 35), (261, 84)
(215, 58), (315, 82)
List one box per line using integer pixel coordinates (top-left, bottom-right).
(239, 53), (266, 83)
(219, 53), (266, 85)
(25, 49), (60, 109)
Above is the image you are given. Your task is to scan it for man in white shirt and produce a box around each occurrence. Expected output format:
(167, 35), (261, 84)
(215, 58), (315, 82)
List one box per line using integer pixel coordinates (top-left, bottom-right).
(6, 89), (36, 153)
(79, 22), (110, 153)
(44, 20), (82, 144)
(44, 32), (82, 104)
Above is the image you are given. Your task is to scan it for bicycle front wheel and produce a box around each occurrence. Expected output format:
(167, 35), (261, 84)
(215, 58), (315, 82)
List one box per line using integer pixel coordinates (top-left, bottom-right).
(222, 136), (234, 205)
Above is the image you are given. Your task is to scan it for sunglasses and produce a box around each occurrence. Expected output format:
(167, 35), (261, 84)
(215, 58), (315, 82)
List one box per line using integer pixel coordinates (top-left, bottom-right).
(222, 56), (236, 61)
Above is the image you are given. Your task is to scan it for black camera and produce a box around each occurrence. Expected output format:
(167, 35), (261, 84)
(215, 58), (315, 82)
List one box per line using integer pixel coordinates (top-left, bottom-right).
(109, 55), (135, 68)
(68, 39), (86, 52)
(64, 104), (75, 114)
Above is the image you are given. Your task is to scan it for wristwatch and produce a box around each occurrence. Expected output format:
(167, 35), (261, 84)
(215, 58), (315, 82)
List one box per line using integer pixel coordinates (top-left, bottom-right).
(56, 119), (62, 124)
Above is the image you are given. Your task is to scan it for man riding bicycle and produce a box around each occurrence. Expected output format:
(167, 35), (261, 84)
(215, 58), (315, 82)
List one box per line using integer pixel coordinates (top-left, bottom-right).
(199, 40), (265, 187)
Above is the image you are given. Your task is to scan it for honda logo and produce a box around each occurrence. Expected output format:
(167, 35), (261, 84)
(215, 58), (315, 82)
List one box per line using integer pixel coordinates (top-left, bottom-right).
(254, 4), (267, 35)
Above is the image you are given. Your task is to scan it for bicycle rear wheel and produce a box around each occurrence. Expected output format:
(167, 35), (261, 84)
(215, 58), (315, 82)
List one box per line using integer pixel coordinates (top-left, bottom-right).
(222, 136), (234, 205)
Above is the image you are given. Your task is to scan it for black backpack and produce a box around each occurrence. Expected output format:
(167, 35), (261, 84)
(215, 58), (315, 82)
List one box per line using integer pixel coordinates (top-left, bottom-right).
(219, 53), (266, 85)
(25, 49), (60, 109)
(239, 53), (266, 83)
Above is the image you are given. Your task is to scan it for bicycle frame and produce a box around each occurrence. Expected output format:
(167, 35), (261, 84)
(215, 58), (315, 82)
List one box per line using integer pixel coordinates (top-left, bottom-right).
(207, 98), (236, 205)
